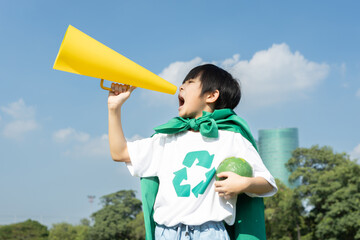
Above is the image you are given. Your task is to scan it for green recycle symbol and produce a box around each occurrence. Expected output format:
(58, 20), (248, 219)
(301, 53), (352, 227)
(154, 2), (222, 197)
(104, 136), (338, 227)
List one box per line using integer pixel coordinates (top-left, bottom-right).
(172, 150), (216, 198)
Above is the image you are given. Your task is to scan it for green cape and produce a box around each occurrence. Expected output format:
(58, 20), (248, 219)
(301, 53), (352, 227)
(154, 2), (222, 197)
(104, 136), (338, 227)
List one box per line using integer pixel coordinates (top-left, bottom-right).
(140, 109), (266, 240)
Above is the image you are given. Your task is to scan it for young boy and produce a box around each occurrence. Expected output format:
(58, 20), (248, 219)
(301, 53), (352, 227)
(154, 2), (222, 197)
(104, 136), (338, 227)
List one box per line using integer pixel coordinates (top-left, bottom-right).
(108, 64), (277, 239)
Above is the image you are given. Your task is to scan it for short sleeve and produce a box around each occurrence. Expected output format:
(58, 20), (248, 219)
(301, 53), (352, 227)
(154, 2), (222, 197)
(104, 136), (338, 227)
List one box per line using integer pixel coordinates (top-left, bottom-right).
(126, 133), (166, 177)
(243, 142), (278, 198)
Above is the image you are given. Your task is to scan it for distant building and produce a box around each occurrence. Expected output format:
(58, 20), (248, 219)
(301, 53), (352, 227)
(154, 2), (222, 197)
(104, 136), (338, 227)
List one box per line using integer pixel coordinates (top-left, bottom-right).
(258, 128), (299, 188)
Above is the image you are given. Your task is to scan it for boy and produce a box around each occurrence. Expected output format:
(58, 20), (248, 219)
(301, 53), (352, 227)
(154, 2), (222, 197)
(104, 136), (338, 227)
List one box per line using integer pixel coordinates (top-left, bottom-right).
(108, 64), (277, 239)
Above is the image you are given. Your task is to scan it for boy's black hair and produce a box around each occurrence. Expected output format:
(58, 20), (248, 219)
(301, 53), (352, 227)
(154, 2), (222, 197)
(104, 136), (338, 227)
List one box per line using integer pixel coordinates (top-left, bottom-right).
(183, 64), (241, 110)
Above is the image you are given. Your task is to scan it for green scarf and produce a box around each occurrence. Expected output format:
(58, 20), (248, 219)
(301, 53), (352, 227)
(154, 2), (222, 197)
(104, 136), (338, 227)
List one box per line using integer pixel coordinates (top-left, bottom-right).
(140, 109), (266, 240)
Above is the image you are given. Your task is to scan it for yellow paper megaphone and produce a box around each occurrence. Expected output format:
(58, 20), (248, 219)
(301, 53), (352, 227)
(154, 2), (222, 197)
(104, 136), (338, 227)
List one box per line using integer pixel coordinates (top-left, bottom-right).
(53, 25), (177, 95)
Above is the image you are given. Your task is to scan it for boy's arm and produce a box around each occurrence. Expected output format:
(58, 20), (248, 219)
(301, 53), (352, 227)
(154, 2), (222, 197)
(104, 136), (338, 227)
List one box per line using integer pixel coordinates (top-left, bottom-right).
(108, 83), (136, 163)
(214, 172), (274, 200)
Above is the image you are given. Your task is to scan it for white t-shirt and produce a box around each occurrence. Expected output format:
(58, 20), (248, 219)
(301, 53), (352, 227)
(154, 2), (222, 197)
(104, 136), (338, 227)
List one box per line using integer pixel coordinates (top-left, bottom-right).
(126, 130), (277, 227)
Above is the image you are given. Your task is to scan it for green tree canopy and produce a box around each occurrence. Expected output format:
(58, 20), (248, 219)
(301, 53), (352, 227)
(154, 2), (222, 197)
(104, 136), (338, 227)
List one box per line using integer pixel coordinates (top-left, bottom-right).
(286, 145), (360, 239)
(129, 211), (146, 240)
(48, 221), (90, 240)
(89, 190), (144, 240)
(0, 219), (48, 240)
(264, 179), (305, 240)
(49, 223), (77, 240)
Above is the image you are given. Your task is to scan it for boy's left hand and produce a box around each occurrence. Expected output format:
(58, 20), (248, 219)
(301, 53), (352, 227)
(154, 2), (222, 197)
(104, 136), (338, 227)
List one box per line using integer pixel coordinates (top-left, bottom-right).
(214, 172), (251, 200)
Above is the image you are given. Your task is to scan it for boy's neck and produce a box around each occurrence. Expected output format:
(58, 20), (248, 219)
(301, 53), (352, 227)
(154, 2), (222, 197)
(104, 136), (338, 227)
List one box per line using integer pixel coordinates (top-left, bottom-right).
(193, 105), (215, 119)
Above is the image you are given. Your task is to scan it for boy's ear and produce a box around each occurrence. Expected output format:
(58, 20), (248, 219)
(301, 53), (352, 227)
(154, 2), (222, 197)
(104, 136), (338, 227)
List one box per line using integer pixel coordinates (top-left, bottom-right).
(205, 90), (220, 104)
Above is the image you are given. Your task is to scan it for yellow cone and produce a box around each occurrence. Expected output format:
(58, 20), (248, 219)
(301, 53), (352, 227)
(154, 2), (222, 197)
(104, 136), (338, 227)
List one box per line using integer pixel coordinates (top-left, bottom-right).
(53, 25), (177, 95)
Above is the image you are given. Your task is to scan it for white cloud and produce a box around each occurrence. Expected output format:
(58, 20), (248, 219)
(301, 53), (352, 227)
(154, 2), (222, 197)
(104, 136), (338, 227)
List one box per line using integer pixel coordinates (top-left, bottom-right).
(53, 129), (147, 159)
(126, 134), (144, 142)
(158, 57), (203, 86)
(222, 43), (329, 108)
(0, 99), (39, 140)
(3, 120), (38, 140)
(70, 134), (109, 157)
(53, 128), (108, 158)
(356, 89), (360, 98)
(350, 144), (360, 162)
(53, 128), (90, 143)
(342, 82), (349, 88)
(1, 99), (35, 119)
(142, 57), (203, 106)
(340, 62), (346, 79)
(334, 62), (348, 88)
(143, 43), (330, 109)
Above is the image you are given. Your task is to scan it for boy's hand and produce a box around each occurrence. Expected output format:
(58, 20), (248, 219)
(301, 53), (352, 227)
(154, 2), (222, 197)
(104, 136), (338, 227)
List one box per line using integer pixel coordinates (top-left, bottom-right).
(108, 83), (136, 110)
(214, 172), (251, 200)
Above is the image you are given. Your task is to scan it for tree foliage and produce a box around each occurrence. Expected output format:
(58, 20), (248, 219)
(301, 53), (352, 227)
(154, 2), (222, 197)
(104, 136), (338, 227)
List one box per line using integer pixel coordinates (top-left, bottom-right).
(49, 221), (90, 240)
(129, 211), (145, 240)
(0, 219), (48, 240)
(0, 191), (145, 240)
(89, 190), (144, 240)
(49, 223), (77, 240)
(1, 146), (358, 240)
(264, 179), (305, 240)
(286, 145), (360, 240)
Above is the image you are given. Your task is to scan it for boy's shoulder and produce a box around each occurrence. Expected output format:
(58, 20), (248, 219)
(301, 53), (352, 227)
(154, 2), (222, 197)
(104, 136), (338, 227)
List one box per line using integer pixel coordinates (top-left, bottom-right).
(158, 130), (250, 143)
(218, 130), (255, 148)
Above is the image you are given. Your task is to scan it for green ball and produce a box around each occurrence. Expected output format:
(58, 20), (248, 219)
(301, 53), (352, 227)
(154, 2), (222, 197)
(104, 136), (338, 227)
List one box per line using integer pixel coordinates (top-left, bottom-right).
(216, 157), (253, 181)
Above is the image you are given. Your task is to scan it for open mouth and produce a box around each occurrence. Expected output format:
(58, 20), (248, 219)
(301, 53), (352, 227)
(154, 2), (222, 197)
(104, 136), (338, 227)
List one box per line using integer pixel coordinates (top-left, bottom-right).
(178, 95), (185, 107)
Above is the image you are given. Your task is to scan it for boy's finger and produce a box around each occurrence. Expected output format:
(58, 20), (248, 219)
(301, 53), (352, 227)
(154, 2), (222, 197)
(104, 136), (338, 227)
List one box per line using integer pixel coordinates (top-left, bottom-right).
(129, 86), (137, 92)
(122, 84), (131, 92)
(217, 172), (230, 178)
(110, 83), (119, 95)
(119, 84), (125, 92)
(214, 185), (225, 192)
(108, 83), (114, 96)
(114, 83), (120, 93)
(214, 181), (223, 187)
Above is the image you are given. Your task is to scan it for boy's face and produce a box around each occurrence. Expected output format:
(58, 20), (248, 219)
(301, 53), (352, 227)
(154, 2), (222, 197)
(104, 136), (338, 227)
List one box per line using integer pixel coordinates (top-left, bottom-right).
(178, 76), (209, 119)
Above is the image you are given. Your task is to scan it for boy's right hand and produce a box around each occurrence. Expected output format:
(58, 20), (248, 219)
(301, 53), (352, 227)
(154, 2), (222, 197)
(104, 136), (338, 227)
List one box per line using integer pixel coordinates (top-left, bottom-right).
(108, 83), (136, 110)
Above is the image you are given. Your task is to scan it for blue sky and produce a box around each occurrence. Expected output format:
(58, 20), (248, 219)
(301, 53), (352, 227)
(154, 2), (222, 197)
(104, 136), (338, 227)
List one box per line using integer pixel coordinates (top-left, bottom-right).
(0, 0), (359, 227)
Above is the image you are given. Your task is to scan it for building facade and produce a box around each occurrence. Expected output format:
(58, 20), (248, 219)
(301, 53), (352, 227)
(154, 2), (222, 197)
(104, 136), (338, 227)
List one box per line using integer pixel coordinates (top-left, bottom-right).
(258, 128), (299, 188)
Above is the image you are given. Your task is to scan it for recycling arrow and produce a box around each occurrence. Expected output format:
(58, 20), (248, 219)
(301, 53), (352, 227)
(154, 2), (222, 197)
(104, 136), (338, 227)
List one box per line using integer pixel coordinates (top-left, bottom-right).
(191, 168), (216, 197)
(172, 167), (190, 197)
(173, 150), (216, 198)
(183, 150), (214, 169)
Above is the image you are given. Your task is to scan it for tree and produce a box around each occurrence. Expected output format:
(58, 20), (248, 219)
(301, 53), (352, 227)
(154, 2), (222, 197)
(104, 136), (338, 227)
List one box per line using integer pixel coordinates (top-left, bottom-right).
(49, 220), (90, 240)
(89, 190), (144, 240)
(0, 219), (48, 240)
(73, 224), (90, 240)
(264, 179), (305, 240)
(49, 223), (77, 240)
(129, 212), (145, 240)
(286, 145), (360, 239)
(79, 218), (90, 227)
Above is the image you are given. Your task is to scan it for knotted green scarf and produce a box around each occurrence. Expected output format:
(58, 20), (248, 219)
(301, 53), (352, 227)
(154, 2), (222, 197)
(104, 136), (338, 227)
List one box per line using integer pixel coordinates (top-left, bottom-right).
(140, 109), (266, 240)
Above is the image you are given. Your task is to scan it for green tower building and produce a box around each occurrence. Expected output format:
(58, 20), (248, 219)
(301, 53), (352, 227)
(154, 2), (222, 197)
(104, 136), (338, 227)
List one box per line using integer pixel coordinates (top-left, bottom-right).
(258, 128), (299, 188)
